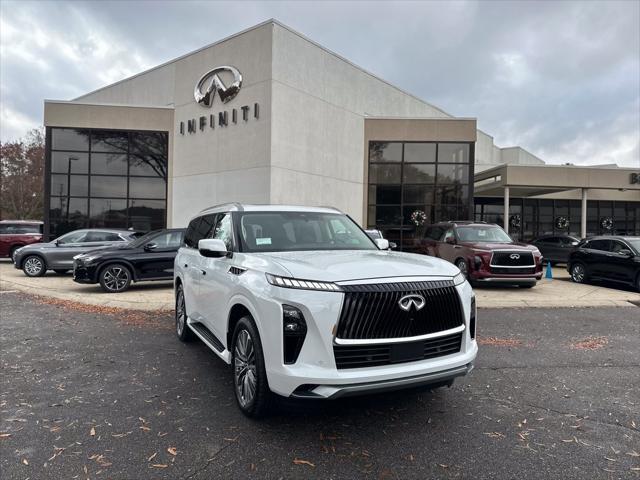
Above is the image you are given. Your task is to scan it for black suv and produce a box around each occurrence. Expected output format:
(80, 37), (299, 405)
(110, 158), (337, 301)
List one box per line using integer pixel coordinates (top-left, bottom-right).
(73, 228), (185, 292)
(567, 236), (640, 291)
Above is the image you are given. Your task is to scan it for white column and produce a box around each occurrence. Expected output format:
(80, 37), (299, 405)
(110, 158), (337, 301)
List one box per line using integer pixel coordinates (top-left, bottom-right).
(503, 186), (510, 234)
(581, 188), (588, 239)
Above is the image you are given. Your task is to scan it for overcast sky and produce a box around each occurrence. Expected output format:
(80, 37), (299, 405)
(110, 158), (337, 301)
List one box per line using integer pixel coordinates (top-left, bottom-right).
(1, 0), (638, 167)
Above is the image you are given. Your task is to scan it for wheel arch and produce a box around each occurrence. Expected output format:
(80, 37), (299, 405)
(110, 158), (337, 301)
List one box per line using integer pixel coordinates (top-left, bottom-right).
(226, 296), (261, 353)
(96, 259), (137, 283)
(21, 253), (46, 270)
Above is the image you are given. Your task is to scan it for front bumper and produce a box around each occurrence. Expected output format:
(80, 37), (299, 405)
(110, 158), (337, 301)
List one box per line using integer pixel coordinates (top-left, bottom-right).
(72, 260), (98, 284)
(250, 276), (478, 398)
(473, 275), (541, 284)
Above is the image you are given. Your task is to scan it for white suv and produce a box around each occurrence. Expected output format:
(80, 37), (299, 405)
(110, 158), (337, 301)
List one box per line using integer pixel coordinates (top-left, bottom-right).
(174, 204), (477, 417)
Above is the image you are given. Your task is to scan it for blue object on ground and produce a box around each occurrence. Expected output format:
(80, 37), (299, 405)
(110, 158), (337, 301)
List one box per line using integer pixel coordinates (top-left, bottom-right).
(545, 261), (553, 279)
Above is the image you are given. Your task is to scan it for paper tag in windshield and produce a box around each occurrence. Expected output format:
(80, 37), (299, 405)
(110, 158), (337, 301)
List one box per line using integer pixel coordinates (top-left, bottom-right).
(478, 230), (487, 237)
(256, 237), (272, 246)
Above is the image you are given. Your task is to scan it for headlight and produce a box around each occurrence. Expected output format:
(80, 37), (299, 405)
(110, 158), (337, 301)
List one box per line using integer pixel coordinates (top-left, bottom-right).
(266, 273), (342, 291)
(453, 272), (467, 286)
(78, 254), (100, 264)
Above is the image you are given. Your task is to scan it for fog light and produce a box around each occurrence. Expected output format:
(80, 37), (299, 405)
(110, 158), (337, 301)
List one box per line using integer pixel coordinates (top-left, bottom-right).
(283, 305), (307, 364)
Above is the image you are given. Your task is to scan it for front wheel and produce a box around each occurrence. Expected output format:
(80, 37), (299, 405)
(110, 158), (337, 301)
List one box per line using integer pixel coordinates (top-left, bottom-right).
(570, 263), (587, 284)
(99, 264), (132, 292)
(23, 255), (46, 277)
(232, 316), (273, 418)
(175, 284), (195, 342)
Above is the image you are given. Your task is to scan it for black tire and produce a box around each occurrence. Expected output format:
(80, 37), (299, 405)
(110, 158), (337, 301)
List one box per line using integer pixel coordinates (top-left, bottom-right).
(175, 283), (195, 342)
(98, 263), (132, 293)
(53, 269), (69, 275)
(570, 263), (588, 284)
(231, 316), (274, 418)
(455, 258), (468, 278)
(22, 255), (46, 277)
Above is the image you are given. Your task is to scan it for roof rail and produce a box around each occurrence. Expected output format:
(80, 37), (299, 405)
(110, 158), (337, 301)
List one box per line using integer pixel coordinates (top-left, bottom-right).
(198, 202), (244, 213)
(318, 205), (343, 213)
(446, 220), (486, 224)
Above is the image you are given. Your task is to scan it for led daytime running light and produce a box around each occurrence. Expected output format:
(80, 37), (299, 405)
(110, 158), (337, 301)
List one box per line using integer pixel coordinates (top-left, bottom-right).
(266, 273), (341, 291)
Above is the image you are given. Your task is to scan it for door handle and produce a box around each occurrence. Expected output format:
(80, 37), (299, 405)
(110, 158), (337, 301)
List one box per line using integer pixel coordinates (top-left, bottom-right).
(199, 269), (206, 275)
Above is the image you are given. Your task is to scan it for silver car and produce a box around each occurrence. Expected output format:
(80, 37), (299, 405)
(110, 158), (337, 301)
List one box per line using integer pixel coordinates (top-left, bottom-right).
(13, 229), (139, 277)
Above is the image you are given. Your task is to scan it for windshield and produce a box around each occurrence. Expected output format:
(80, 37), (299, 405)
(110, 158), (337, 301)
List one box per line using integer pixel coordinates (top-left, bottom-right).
(238, 212), (377, 252)
(626, 239), (640, 253)
(457, 226), (512, 243)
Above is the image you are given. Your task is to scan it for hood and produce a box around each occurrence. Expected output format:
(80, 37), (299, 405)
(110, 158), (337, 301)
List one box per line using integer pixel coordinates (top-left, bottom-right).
(78, 244), (132, 257)
(459, 241), (539, 252)
(258, 250), (460, 283)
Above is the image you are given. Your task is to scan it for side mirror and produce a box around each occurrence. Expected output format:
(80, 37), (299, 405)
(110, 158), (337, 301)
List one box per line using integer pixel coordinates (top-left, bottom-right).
(375, 238), (390, 250)
(198, 238), (228, 258)
(618, 249), (633, 257)
(571, 241), (579, 246)
(389, 241), (397, 250)
(144, 242), (158, 251)
(54, 239), (60, 246)
(445, 236), (456, 245)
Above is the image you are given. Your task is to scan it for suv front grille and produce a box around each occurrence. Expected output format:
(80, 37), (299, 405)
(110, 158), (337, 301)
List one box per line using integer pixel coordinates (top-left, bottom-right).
(335, 280), (464, 340)
(490, 266), (536, 275)
(334, 332), (463, 369)
(490, 251), (534, 267)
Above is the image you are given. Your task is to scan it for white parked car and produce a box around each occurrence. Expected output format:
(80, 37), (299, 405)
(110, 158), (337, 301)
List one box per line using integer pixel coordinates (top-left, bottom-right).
(174, 204), (477, 417)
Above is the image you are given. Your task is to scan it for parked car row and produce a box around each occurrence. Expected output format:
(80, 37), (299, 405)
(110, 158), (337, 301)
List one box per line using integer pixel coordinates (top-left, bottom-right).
(5, 217), (640, 293)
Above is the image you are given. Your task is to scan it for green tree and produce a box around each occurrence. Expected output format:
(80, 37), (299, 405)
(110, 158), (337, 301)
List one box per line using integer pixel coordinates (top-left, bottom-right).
(0, 129), (44, 220)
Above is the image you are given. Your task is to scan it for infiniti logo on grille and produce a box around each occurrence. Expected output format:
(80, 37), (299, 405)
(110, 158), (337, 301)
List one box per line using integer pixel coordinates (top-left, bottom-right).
(398, 294), (426, 312)
(510, 253), (521, 260)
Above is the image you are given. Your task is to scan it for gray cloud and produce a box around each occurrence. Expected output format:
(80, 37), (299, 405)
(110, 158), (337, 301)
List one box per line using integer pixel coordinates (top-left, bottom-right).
(1, 0), (638, 167)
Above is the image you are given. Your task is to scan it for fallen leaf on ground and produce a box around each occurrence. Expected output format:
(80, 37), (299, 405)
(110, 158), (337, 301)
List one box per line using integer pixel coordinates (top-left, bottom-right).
(569, 336), (608, 350)
(151, 464), (168, 468)
(477, 336), (523, 347)
(0, 433), (11, 439)
(293, 458), (315, 467)
(167, 447), (177, 456)
(148, 453), (157, 462)
(89, 427), (96, 436)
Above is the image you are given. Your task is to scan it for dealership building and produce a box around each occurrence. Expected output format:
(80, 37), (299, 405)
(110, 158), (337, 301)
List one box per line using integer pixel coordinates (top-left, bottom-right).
(43, 20), (640, 247)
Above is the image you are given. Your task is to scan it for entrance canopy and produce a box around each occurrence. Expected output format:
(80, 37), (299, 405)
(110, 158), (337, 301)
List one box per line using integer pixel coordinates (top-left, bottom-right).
(474, 164), (640, 237)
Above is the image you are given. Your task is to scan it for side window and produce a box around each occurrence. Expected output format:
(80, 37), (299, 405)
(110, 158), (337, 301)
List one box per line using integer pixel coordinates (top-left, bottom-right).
(184, 215), (216, 249)
(610, 241), (627, 253)
(588, 239), (610, 251)
(442, 229), (455, 242)
(211, 213), (233, 251)
(0, 224), (10, 234)
(58, 231), (87, 244)
(151, 231), (182, 249)
(85, 231), (121, 242)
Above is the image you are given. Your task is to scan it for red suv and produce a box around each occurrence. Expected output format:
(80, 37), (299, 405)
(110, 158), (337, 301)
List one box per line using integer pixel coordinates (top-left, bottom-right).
(0, 220), (44, 260)
(418, 221), (543, 287)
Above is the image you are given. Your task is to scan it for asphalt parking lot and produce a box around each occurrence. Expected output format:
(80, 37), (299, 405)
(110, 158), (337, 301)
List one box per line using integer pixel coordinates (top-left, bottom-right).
(1, 292), (639, 479)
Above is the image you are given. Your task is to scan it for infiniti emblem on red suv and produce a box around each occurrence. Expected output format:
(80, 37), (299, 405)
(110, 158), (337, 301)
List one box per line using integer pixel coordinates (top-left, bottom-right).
(510, 253), (520, 260)
(398, 294), (426, 312)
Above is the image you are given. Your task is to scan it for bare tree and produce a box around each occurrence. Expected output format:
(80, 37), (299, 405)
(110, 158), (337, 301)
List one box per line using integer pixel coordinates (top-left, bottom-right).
(0, 129), (44, 220)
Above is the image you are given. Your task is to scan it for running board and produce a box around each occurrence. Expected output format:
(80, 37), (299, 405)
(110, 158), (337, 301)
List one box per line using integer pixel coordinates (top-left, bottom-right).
(186, 321), (230, 363)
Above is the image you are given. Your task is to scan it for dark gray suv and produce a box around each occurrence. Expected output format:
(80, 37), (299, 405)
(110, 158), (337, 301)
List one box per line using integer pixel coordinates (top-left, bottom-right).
(13, 229), (139, 277)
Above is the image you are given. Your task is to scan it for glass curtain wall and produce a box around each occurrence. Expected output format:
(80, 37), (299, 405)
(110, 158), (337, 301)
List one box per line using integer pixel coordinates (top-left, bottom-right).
(474, 197), (640, 240)
(46, 128), (168, 238)
(367, 141), (473, 251)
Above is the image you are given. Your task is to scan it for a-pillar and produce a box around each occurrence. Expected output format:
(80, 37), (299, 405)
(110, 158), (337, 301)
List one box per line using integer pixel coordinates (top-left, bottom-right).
(503, 186), (510, 234)
(581, 188), (588, 239)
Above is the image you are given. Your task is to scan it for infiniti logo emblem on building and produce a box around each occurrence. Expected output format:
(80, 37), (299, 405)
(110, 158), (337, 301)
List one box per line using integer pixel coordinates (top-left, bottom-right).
(398, 294), (426, 312)
(194, 66), (243, 106)
(510, 253), (520, 260)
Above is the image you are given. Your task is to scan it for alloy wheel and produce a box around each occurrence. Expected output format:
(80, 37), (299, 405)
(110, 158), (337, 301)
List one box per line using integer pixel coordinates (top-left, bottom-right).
(102, 266), (130, 291)
(24, 257), (43, 276)
(234, 329), (257, 408)
(176, 288), (186, 336)
(571, 264), (585, 283)
(456, 259), (468, 277)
